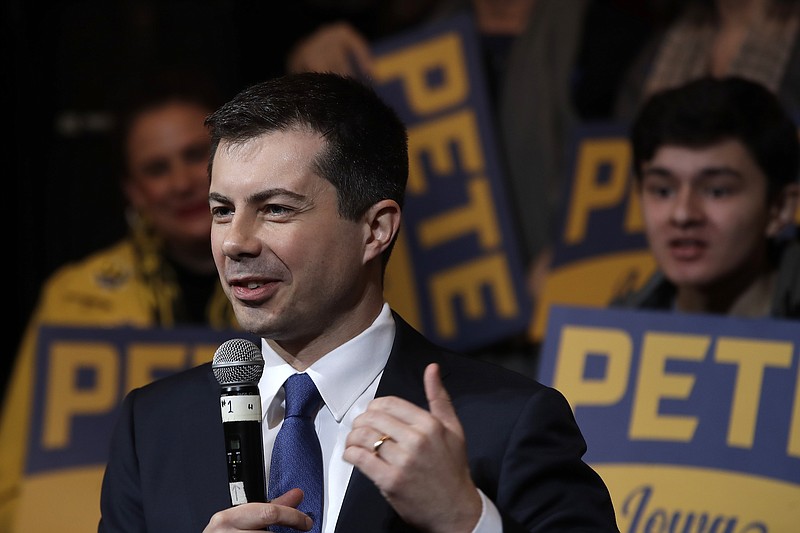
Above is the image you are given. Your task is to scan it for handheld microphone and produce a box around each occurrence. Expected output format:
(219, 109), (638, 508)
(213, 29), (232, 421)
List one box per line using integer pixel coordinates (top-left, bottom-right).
(212, 338), (267, 505)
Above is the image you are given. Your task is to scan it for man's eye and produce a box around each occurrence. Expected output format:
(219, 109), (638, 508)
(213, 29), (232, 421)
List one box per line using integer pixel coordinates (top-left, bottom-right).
(265, 204), (292, 216)
(211, 206), (232, 218)
(645, 184), (672, 198)
(706, 186), (732, 198)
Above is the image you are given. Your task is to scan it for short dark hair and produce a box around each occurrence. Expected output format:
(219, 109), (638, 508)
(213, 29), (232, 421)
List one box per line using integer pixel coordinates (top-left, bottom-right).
(112, 67), (223, 179)
(630, 76), (799, 199)
(206, 72), (409, 223)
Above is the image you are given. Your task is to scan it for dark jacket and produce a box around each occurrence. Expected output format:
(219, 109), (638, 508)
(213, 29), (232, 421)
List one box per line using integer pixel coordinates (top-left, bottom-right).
(99, 313), (619, 532)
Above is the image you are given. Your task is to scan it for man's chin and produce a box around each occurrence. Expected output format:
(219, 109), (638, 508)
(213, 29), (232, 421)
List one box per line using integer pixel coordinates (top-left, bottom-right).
(663, 266), (717, 290)
(232, 308), (269, 332)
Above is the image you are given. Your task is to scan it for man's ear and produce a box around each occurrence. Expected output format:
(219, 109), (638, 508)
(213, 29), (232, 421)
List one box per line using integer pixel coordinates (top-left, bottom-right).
(363, 199), (401, 264)
(766, 182), (799, 237)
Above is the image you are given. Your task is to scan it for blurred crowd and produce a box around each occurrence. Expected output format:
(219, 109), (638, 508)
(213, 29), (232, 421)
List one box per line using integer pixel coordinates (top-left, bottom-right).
(4, 0), (799, 530)
(8, 0), (800, 387)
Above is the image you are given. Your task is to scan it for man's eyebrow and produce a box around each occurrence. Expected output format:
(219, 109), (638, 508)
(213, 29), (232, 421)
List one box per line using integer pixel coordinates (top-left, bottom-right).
(247, 188), (307, 204)
(642, 166), (673, 178)
(208, 191), (229, 203)
(696, 166), (743, 179)
(642, 165), (743, 180)
(208, 189), (307, 204)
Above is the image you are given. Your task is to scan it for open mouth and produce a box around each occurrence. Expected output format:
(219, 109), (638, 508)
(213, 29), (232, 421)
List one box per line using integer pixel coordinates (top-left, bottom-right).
(668, 238), (707, 260)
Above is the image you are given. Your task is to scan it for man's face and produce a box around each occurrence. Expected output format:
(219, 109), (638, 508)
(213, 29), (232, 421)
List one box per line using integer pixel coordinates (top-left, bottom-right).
(209, 129), (370, 354)
(640, 139), (777, 290)
(125, 102), (213, 248)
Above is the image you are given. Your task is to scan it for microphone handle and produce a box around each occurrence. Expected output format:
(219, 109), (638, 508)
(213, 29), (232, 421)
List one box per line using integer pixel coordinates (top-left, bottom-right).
(220, 384), (267, 504)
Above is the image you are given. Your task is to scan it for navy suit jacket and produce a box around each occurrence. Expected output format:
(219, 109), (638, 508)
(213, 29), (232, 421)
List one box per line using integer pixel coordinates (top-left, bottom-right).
(99, 314), (618, 532)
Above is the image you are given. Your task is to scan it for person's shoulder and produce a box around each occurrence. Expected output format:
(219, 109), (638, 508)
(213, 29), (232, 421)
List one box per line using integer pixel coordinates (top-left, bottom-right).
(37, 239), (139, 302)
(609, 270), (673, 310)
(43, 239), (137, 289)
(127, 362), (215, 406)
(115, 363), (218, 435)
(442, 349), (546, 393)
(37, 239), (137, 298)
(31, 238), (151, 325)
(776, 235), (800, 266)
(773, 236), (800, 318)
(392, 312), (544, 391)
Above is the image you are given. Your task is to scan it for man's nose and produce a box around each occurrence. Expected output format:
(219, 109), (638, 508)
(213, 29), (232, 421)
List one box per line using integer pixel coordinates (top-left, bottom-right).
(221, 214), (262, 259)
(670, 188), (704, 226)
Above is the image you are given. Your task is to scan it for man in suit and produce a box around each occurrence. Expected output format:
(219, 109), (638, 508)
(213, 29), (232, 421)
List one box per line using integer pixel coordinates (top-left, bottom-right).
(98, 72), (618, 532)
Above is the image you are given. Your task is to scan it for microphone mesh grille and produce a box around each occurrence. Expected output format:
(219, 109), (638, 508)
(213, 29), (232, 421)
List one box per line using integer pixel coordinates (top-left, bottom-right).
(212, 338), (265, 385)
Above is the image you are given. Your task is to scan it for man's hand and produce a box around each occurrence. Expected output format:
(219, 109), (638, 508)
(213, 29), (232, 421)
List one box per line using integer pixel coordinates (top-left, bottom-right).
(203, 488), (313, 532)
(343, 363), (482, 533)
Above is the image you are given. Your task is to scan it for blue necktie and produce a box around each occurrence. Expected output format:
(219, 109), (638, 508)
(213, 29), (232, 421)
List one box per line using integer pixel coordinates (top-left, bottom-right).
(268, 373), (324, 533)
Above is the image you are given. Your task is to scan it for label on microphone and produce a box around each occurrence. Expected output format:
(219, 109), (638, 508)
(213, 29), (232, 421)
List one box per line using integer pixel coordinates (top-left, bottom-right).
(220, 394), (262, 422)
(229, 482), (249, 505)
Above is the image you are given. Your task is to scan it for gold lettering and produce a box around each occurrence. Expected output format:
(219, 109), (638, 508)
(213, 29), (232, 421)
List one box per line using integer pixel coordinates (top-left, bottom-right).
(417, 177), (499, 249)
(715, 338), (793, 449)
(630, 332), (708, 441)
(553, 326), (632, 410)
(429, 254), (517, 338)
(564, 139), (631, 244)
(406, 110), (483, 194)
(42, 342), (119, 449)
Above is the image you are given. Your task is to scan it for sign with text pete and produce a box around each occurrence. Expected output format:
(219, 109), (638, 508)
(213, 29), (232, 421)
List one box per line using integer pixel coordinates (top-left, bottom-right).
(532, 123), (656, 342)
(16, 326), (253, 532)
(27, 326), (252, 474)
(370, 13), (532, 351)
(540, 306), (800, 532)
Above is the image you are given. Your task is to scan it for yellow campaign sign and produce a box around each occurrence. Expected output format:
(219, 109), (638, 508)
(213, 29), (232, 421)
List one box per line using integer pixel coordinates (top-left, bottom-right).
(540, 306), (800, 532)
(371, 13), (532, 351)
(600, 465), (798, 532)
(15, 326), (250, 532)
(534, 250), (657, 340)
(532, 125), (652, 341)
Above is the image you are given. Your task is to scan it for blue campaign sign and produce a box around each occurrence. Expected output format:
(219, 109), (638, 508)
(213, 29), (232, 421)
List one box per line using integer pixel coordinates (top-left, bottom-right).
(369, 13), (532, 352)
(539, 305), (799, 531)
(531, 125), (656, 341)
(552, 123), (647, 268)
(26, 325), (255, 475)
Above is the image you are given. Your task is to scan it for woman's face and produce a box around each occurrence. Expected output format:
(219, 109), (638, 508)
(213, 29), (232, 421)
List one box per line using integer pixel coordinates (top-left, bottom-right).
(124, 101), (213, 249)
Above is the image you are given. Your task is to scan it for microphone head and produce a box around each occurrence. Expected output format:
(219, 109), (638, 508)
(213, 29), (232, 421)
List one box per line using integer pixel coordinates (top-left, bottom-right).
(212, 338), (265, 386)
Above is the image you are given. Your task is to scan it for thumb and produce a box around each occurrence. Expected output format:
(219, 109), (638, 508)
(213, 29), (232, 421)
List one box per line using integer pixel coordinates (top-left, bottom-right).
(423, 363), (460, 432)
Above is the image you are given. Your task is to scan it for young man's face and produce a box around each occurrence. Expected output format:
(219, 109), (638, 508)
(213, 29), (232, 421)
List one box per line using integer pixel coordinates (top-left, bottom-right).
(639, 139), (782, 290)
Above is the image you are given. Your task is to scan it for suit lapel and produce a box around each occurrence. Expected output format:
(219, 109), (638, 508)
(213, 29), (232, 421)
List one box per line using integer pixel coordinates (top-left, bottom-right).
(334, 314), (442, 533)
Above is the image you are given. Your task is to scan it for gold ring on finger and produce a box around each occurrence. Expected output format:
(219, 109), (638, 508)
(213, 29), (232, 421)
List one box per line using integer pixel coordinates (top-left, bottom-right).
(372, 434), (391, 455)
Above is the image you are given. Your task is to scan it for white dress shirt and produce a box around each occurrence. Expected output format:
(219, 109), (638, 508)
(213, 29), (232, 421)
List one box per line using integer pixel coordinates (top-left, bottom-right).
(258, 303), (501, 533)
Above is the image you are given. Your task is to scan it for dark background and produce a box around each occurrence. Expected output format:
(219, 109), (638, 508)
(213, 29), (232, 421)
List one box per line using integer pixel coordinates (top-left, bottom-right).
(6, 1), (313, 392)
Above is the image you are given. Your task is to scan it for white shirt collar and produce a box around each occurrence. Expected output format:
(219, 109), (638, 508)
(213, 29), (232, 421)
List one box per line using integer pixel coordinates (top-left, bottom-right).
(258, 303), (395, 423)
